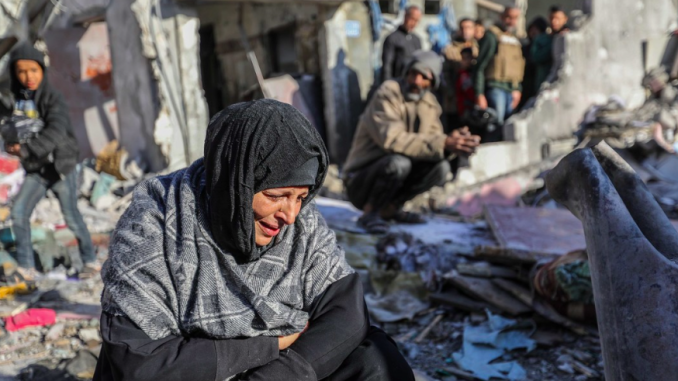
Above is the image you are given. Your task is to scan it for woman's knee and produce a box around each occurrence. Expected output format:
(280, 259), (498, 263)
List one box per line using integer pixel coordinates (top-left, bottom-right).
(354, 328), (414, 381)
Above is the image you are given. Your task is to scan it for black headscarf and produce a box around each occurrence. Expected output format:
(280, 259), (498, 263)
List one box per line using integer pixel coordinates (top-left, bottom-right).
(204, 99), (328, 263)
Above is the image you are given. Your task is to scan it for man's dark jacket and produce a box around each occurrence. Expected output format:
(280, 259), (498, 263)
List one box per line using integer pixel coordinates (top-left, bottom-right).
(381, 26), (422, 83)
(5, 43), (79, 176)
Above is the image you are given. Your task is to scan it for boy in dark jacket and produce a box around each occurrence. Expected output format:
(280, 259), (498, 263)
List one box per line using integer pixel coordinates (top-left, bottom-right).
(2, 43), (95, 279)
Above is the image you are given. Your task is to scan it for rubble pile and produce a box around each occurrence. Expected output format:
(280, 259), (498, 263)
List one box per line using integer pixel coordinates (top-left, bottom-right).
(318, 197), (605, 380)
(0, 274), (103, 380)
(0, 140), (149, 379)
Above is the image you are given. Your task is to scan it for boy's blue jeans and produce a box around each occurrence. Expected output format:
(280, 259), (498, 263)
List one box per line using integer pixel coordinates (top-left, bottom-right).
(11, 167), (94, 269)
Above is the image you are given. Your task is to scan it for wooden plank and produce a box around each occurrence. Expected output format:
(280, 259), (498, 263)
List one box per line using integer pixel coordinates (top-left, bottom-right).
(473, 245), (559, 264)
(414, 314), (444, 343)
(457, 261), (519, 279)
(492, 278), (533, 306)
(429, 290), (497, 313)
(446, 273), (532, 316)
(532, 296), (598, 336)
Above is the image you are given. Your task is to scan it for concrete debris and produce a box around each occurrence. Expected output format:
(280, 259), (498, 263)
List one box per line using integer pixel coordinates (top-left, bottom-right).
(376, 232), (458, 290)
(45, 323), (65, 342)
(319, 195), (605, 379)
(77, 328), (101, 345)
(481, 205), (586, 263)
(364, 290), (429, 323)
(64, 350), (98, 379)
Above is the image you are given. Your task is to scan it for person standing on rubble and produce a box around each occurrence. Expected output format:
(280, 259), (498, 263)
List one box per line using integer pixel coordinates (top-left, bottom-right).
(441, 17), (479, 131)
(1, 43), (95, 280)
(381, 5), (422, 83)
(474, 6), (525, 127)
(95, 100), (414, 381)
(545, 6), (569, 84)
(343, 51), (481, 234)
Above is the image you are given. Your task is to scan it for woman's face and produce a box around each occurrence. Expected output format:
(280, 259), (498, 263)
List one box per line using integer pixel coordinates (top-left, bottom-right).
(252, 186), (310, 246)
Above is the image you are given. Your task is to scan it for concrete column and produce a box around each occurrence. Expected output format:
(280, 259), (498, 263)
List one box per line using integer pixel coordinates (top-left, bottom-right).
(106, 0), (166, 172)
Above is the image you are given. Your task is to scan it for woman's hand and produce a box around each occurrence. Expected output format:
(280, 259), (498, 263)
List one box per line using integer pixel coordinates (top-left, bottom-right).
(278, 323), (309, 350)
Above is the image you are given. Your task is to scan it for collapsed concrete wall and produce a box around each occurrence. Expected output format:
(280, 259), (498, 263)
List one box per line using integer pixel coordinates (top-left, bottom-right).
(517, 0), (678, 143)
(196, 1), (374, 164)
(45, 22), (120, 160)
(107, 0), (208, 173)
(196, 2), (326, 106)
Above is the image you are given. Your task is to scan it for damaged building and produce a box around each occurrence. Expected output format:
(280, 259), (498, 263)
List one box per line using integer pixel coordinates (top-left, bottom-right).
(2, 0), (678, 201)
(0, 0), (209, 174)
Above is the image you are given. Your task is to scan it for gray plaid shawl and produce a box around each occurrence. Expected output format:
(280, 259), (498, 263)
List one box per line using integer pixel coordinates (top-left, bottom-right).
(101, 160), (353, 340)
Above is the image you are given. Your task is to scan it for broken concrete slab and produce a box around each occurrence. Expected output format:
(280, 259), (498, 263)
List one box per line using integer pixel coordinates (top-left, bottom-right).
(45, 323), (65, 342)
(484, 205), (587, 261)
(78, 328), (101, 344)
(64, 350), (97, 379)
(445, 272), (532, 316)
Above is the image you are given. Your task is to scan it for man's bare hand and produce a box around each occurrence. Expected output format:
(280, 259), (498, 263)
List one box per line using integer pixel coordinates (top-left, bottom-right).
(511, 90), (522, 110)
(445, 127), (481, 155)
(5, 143), (21, 157)
(278, 323), (309, 350)
(476, 94), (488, 109)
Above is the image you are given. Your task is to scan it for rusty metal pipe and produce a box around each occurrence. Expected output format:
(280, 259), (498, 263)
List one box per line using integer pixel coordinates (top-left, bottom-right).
(545, 142), (678, 381)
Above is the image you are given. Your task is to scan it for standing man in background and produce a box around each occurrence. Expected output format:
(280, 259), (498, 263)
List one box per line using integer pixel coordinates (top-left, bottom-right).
(442, 18), (479, 131)
(545, 6), (569, 84)
(381, 5), (422, 83)
(474, 6), (525, 128)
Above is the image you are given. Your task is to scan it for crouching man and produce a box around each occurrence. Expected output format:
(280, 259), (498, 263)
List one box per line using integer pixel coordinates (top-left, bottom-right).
(343, 51), (481, 234)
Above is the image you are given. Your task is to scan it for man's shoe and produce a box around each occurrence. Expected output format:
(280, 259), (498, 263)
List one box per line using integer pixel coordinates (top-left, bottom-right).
(358, 213), (391, 235)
